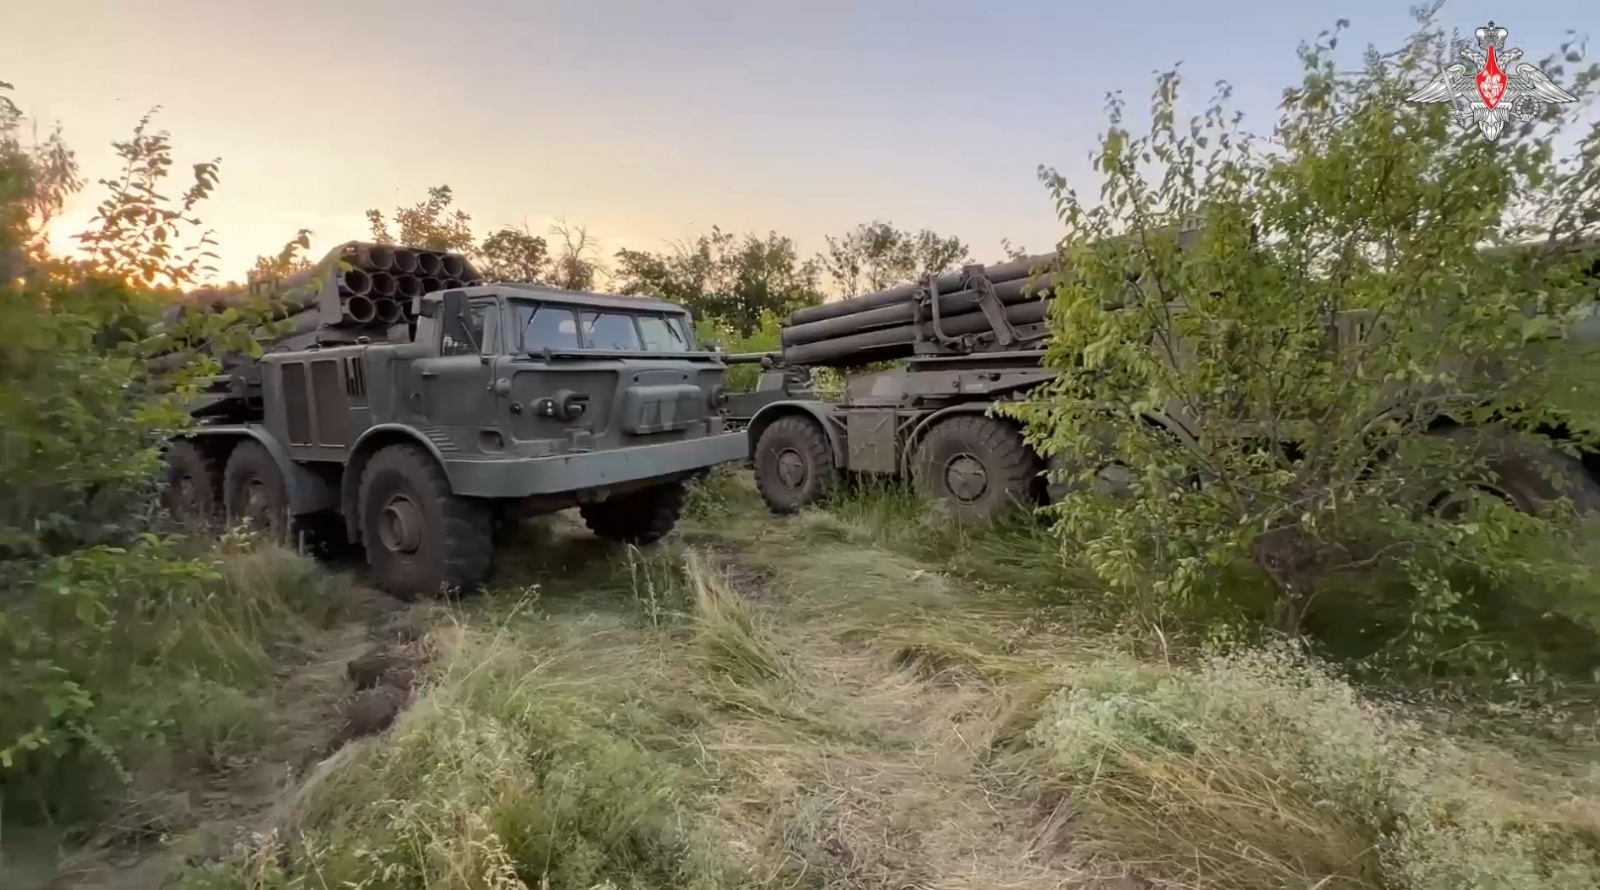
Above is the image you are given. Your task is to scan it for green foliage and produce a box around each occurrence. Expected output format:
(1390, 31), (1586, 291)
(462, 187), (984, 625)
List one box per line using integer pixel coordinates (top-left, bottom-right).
(368, 187), (604, 290)
(693, 312), (782, 391)
(820, 219), (970, 296)
(0, 84), (321, 823)
(477, 222), (549, 281)
(1006, 10), (1600, 669)
(366, 184), (476, 253)
(615, 225), (824, 335)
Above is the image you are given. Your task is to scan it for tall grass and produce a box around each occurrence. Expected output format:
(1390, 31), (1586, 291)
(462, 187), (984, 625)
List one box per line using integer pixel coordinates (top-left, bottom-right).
(1, 541), (358, 827)
(1018, 645), (1600, 890)
(183, 545), (785, 890)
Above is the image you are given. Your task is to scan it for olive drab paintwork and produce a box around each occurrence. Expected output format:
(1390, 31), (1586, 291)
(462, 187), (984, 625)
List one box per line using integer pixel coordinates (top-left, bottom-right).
(248, 283), (746, 504)
(161, 240), (746, 599)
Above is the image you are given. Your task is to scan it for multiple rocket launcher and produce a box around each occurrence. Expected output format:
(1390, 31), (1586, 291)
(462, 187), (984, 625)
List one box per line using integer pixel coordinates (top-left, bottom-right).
(248, 241), (485, 341)
(775, 253), (1061, 367)
(157, 241), (483, 419)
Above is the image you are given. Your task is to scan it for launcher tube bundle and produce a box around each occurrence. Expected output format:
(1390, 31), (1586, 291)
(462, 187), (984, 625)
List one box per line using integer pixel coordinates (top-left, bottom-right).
(150, 240), (483, 418)
(778, 253), (1059, 367)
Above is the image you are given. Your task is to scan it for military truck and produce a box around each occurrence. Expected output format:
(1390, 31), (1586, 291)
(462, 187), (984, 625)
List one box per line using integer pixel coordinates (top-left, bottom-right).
(159, 241), (747, 599)
(724, 253), (1069, 524)
(726, 237), (1600, 524)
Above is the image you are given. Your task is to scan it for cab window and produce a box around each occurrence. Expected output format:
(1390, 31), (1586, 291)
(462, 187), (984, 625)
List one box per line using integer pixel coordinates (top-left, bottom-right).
(517, 303), (580, 351)
(581, 311), (642, 350)
(637, 314), (690, 351)
(441, 300), (495, 356)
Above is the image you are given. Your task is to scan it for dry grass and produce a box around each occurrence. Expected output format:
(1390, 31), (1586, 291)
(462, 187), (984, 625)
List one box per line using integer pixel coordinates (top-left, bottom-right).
(166, 479), (1600, 890)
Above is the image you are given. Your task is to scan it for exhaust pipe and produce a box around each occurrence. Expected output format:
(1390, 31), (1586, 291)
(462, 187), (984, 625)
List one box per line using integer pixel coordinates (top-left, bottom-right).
(392, 249), (418, 274)
(395, 274), (422, 299)
(339, 267), (372, 296)
(441, 255), (466, 279)
(373, 297), (403, 325)
(419, 276), (442, 294)
(359, 245), (394, 271)
(342, 294), (377, 324)
(417, 252), (443, 276)
(369, 271), (397, 298)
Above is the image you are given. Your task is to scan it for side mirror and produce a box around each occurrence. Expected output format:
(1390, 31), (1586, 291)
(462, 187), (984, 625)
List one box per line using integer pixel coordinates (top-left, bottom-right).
(442, 289), (470, 325)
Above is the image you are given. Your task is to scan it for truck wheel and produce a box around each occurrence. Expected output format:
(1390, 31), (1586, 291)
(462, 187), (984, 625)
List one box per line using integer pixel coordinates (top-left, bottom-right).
(164, 439), (223, 532)
(912, 415), (1038, 524)
(223, 441), (291, 541)
(754, 415), (838, 514)
(1418, 427), (1600, 518)
(358, 443), (493, 601)
(579, 480), (688, 545)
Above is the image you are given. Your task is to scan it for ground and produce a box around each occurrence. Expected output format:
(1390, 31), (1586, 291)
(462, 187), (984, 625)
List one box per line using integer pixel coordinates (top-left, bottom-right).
(6, 472), (1599, 890)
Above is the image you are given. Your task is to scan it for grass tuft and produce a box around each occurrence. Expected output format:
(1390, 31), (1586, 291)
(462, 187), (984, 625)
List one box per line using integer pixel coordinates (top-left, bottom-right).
(685, 549), (791, 689)
(1018, 644), (1600, 890)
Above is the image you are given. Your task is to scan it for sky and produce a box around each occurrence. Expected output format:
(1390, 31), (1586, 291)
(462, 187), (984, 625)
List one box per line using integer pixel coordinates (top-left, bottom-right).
(3, 0), (1595, 284)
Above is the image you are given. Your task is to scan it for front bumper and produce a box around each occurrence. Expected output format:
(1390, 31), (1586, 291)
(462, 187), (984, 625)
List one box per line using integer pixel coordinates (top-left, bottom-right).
(443, 431), (749, 498)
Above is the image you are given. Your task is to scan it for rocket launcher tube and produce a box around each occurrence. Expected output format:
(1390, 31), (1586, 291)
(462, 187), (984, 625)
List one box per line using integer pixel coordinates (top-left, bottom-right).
(780, 273), (1059, 347)
(786, 253), (1056, 326)
(781, 298), (1051, 367)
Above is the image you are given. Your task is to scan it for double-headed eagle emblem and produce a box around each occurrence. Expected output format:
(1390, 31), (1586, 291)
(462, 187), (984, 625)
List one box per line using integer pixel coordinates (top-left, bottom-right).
(1406, 21), (1577, 142)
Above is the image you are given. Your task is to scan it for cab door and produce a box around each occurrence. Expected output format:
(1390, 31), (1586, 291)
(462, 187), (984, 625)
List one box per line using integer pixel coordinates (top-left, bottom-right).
(413, 297), (504, 452)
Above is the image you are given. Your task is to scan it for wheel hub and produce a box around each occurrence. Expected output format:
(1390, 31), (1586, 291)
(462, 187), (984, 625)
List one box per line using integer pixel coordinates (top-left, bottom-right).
(174, 473), (200, 514)
(776, 448), (808, 489)
(944, 453), (989, 503)
(379, 494), (424, 553)
(243, 479), (275, 530)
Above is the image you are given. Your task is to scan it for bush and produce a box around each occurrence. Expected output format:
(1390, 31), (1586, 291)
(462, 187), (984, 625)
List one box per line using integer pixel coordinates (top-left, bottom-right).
(0, 82), (315, 823)
(1023, 645), (1600, 889)
(1007, 9), (1600, 671)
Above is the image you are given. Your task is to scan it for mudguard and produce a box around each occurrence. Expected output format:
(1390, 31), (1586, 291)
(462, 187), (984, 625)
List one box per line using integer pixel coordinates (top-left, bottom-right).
(185, 424), (339, 515)
(746, 400), (848, 468)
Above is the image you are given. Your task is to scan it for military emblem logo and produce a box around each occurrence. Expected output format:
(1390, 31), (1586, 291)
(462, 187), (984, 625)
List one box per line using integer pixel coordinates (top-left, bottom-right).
(1406, 21), (1577, 142)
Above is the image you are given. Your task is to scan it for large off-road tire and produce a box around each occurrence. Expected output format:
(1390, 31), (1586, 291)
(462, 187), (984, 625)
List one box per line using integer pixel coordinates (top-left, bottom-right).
(912, 415), (1039, 525)
(358, 443), (493, 601)
(579, 480), (688, 545)
(163, 439), (223, 532)
(1415, 426), (1600, 519)
(754, 415), (838, 514)
(222, 440), (291, 541)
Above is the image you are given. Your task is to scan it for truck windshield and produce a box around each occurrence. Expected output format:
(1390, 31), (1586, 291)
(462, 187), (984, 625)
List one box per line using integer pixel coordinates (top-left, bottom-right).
(512, 300), (693, 352)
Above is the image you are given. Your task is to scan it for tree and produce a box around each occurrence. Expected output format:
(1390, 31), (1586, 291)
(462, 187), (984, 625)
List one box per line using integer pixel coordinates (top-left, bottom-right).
(614, 225), (824, 335)
(366, 185), (475, 253)
(547, 217), (602, 291)
(820, 220), (970, 297)
(249, 228), (314, 282)
(74, 108), (221, 290)
(478, 223), (549, 282)
(1005, 10), (1600, 662)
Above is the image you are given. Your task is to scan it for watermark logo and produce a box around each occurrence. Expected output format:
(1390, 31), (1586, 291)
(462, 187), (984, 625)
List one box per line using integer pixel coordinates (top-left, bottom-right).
(1406, 21), (1576, 142)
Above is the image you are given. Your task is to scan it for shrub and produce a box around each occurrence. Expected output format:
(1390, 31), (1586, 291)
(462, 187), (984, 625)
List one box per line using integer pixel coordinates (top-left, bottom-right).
(0, 81), (316, 822)
(1006, 9), (1600, 670)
